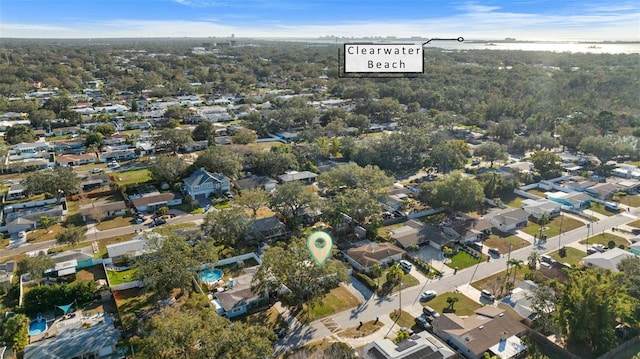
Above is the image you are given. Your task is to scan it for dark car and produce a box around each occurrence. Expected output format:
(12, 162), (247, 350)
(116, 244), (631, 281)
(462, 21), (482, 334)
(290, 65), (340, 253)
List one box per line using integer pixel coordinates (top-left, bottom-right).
(415, 314), (432, 330)
(152, 218), (167, 226)
(632, 228), (640, 235)
(273, 327), (286, 339)
(488, 248), (500, 256)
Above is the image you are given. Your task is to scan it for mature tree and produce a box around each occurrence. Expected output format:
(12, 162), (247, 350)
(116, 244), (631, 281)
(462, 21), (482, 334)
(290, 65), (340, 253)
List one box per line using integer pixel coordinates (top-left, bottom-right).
(84, 131), (104, 152)
(164, 105), (191, 121)
(17, 255), (54, 285)
(446, 296), (459, 311)
(135, 233), (217, 298)
(491, 120), (516, 143)
(201, 207), (252, 248)
(527, 251), (540, 270)
(39, 216), (58, 230)
(193, 145), (243, 179)
(530, 150), (563, 179)
(428, 140), (470, 173)
(158, 128), (193, 153)
(55, 225), (87, 248)
(94, 124), (116, 137)
(2, 313), (29, 353)
(192, 120), (216, 142)
(556, 122), (596, 152)
(617, 256), (640, 298)
(330, 188), (383, 224)
(135, 304), (274, 359)
(231, 128), (258, 145)
(6, 124), (35, 144)
(253, 150), (298, 178)
(507, 259), (523, 284)
(24, 167), (80, 201)
(530, 283), (559, 334)
(318, 163), (393, 194)
(165, 119), (181, 129)
(474, 141), (508, 168)
(270, 181), (320, 228)
(556, 269), (628, 355)
(235, 188), (270, 217)
(579, 136), (635, 165)
(476, 171), (518, 199)
(148, 154), (187, 186)
(420, 171), (484, 213)
(29, 108), (56, 129)
(252, 238), (348, 312)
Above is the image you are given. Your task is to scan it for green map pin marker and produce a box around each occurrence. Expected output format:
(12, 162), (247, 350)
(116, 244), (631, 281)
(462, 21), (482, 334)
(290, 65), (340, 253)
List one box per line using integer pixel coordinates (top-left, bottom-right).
(307, 230), (333, 265)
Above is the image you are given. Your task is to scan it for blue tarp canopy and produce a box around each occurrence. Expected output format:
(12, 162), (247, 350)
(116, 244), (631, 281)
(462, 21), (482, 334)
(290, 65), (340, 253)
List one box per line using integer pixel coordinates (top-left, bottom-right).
(56, 303), (73, 315)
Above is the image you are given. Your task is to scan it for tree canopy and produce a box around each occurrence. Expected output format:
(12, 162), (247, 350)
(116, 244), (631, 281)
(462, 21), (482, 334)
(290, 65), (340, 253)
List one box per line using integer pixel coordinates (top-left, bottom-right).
(473, 141), (508, 168)
(420, 171), (484, 213)
(24, 167), (80, 200)
(6, 124), (35, 144)
(148, 154), (187, 186)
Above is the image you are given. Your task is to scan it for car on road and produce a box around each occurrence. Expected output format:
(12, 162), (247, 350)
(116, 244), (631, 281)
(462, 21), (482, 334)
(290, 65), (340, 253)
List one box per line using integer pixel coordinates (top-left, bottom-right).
(422, 306), (440, 319)
(420, 290), (437, 301)
(415, 314), (432, 330)
(480, 289), (496, 302)
(488, 247), (500, 256)
(89, 168), (104, 174)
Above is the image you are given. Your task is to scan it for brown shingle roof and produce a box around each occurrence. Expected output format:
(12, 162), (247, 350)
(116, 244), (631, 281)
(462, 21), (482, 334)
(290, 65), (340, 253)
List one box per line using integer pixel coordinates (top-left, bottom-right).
(345, 242), (404, 269)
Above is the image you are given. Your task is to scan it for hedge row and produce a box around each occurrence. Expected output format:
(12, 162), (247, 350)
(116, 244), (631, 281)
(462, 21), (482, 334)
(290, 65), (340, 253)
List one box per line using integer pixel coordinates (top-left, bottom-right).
(354, 272), (378, 292)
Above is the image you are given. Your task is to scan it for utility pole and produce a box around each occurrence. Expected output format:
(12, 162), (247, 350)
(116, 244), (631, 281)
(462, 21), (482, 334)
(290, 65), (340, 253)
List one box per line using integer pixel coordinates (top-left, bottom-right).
(558, 213), (564, 249)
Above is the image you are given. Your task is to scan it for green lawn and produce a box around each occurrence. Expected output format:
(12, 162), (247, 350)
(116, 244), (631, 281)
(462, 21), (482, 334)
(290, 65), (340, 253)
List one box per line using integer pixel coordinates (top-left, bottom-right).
(586, 202), (616, 217)
(526, 189), (548, 198)
(113, 169), (152, 186)
(628, 219), (640, 228)
(447, 250), (485, 270)
(522, 215), (584, 239)
(500, 192), (527, 209)
(549, 247), (586, 266)
(616, 194), (640, 208)
(484, 231), (531, 253)
(106, 268), (138, 286)
(377, 273), (420, 296)
(96, 215), (134, 231)
(414, 212), (448, 225)
(423, 292), (482, 316)
(579, 232), (629, 249)
(299, 285), (360, 322)
(389, 309), (415, 329)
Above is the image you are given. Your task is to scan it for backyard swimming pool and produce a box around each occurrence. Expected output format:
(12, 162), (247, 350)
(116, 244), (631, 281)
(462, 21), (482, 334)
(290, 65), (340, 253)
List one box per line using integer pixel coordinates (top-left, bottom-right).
(28, 317), (47, 335)
(199, 268), (223, 284)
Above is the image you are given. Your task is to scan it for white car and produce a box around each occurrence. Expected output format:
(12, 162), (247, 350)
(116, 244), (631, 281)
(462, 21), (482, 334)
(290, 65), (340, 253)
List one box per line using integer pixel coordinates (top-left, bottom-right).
(420, 290), (437, 301)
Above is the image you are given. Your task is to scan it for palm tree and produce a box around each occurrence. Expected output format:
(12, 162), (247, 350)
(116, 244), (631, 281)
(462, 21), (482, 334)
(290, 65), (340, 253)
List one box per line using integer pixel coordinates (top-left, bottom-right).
(446, 296), (459, 311)
(508, 259), (523, 284)
(527, 251), (540, 270)
(538, 212), (550, 242)
(372, 263), (383, 289)
(386, 263), (404, 286)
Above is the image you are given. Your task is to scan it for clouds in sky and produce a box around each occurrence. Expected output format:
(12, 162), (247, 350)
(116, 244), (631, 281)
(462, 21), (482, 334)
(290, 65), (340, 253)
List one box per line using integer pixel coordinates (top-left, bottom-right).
(1, 0), (638, 40)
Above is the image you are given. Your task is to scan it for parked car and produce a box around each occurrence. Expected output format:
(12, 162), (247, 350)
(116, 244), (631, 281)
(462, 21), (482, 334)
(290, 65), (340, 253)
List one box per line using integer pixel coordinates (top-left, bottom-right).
(152, 218), (167, 226)
(422, 306), (440, 319)
(540, 254), (556, 264)
(420, 290), (437, 301)
(631, 228), (640, 235)
(89, 168), (103, 174)
(399, 327), (415, 336)
(592, 243), (606, 252)
(399, 260), (412, 273)
(469, 242), (483, 252)
(488, 248), (500, 256)
(471, 159), (481, 166)
(480, 289), (496, 301)
(415, 314), (432, 330)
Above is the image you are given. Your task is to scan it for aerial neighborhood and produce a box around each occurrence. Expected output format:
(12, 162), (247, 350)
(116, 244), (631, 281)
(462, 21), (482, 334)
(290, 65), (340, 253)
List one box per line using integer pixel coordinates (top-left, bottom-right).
(0, 37), (639, 359)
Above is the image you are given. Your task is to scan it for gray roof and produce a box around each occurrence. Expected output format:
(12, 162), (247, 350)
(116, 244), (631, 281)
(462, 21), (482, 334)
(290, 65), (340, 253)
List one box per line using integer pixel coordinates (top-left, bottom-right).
(235, 175), (277, 191)
(278, 171), (318, 183)
(184, 167), (229, 187)
(214, 267), (262, 311)
(24, 317), (121, 359)
(490, 208), (529, 226)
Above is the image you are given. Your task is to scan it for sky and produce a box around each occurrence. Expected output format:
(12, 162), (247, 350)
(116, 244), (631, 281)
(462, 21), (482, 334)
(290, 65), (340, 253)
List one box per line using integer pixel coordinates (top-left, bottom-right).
(1, 0), (639, 41)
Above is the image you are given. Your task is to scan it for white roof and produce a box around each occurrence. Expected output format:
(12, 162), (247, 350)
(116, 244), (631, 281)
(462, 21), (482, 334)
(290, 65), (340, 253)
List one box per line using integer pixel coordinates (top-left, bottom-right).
(583, 248), (635, 272)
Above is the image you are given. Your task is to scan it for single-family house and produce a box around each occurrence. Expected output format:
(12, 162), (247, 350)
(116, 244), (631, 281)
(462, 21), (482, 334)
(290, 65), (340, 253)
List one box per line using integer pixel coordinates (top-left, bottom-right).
(23, 316), (123, 359)
(582, 248), (635, 272)
(5, 218), (37, 235)
(48, 247), (95, 268)
(214, 266), (268, 318)
(130, 191), (183, 212)
(278, 170), (318, 184)
(101, 149), (137, 163)
(488, 208), (529, 232)
(80, 173), (111, 191)
(250, 216), (289, 243)
(361, 329), (456, 359)
(521, 198), (561, 220)
(51, 126), (80, 137)
(55, 153), (97, 167)
(235, 175), (278, 191)
(183, 167), (231, 200)
(547, 191), (592, 210)
(51, 139), (86, 154)
(344, 242), (405, 274)
(442, 214), (492, 243)
(390, 220), (454, 250)
(182, 139), (209, 153)
(107, 239), (147, 259)
(6, 183), (26, 200)
(432, 306), (527, 359)
(500, 280), (548, 325)
(584, 182), (620, 200)
(79, 201), (127, 222)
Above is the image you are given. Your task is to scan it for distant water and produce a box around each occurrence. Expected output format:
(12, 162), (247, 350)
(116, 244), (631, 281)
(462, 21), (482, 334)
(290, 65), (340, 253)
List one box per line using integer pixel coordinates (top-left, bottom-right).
(287, 38), (640, 54)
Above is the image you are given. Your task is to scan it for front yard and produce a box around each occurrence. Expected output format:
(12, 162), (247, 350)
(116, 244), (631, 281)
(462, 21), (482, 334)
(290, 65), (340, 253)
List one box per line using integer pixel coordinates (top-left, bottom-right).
(113, 168), (152, 186)
(549, 247), (586, 266)
(616, 193), (640, 208)
(298, 285), (360, 322)
(422, 291), (482, 316)
(446, 250), (486, 270)
(522, 215), (584, 239)
(484, 231), (530, 253)
(580, 232), (630, 249)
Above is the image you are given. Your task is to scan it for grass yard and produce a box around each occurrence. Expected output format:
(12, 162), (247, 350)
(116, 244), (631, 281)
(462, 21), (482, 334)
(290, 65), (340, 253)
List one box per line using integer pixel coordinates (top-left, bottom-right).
(299, 285), (360, 322)
(27, 223), (66, 243)
(377, 222), (407, 239)
(586, 202), (616, 217)
(96, 216), (135, 231)
(113, 169), (152, 186)
(549, 247), (586, 266)
(447, 250), (485, 270)
(471, 266), (533, 297)
(106, 267), (138, 286)
(616, 194), (640, 208)
(580, 232), (629, 249)
(499, 192), (527, 209)
(628, 219), (640, 228)
(113, 287), (155, 334)
(522, 215), (584, 239)
(526, 188), (548, 198)
(484, 231), (531, 253)
(241, 306), (287, 331)
(377, 273), (420, 296)
(247, 206), (275, 219)
(389, 309), (415, 329)
(338, 320), (384, 339)
(414, 212), (448, 225)
(423, 292), (482, 316)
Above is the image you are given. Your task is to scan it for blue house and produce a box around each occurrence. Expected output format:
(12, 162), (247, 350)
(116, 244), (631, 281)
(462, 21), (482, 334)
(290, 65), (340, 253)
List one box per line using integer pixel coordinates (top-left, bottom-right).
(547, 192), (592, 210)
(183, 167), (230, 200)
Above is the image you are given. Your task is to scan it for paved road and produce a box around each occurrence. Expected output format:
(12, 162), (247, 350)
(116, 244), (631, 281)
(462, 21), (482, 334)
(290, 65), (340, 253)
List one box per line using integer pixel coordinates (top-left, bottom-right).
(275, 210), (639, 353)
